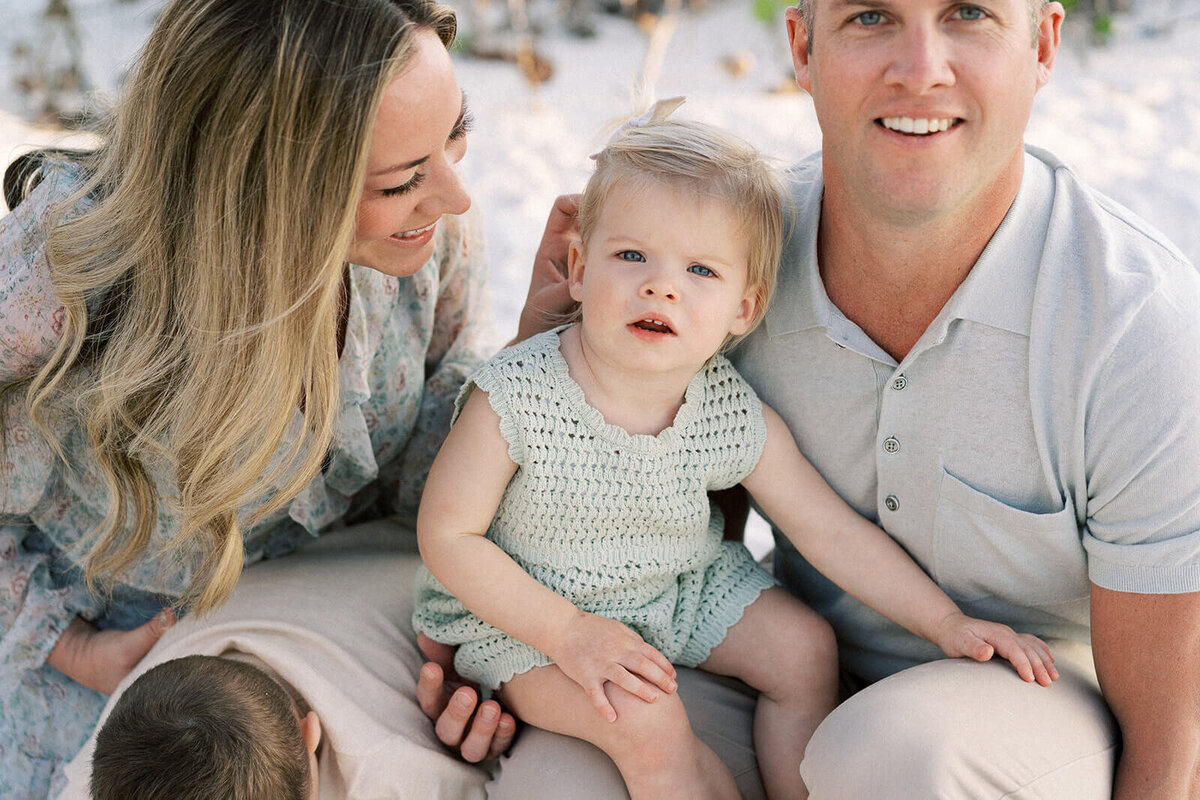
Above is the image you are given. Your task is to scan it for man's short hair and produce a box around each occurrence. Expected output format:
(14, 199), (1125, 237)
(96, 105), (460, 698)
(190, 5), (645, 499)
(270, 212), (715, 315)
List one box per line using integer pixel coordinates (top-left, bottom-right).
(91, 655), (310, 800)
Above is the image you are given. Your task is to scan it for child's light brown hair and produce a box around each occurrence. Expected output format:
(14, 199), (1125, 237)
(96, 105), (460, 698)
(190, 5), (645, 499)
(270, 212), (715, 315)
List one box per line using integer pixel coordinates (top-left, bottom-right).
(578, 118), (786, 341)
(91, 655), (310, 800)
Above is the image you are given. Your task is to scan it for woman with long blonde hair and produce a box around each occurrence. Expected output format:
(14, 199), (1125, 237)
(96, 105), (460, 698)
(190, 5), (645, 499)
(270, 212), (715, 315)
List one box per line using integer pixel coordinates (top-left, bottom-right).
(0, 0), (571, 794)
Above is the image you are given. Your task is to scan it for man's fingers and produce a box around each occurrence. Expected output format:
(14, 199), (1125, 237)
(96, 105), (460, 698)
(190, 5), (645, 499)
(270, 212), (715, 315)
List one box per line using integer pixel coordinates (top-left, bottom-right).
(417, 632), (457, 672)
(434, 685), (479, 748)
(487, 712), (518, 760)
(459, 700), (503, 763)
(417, 662), (449, 719)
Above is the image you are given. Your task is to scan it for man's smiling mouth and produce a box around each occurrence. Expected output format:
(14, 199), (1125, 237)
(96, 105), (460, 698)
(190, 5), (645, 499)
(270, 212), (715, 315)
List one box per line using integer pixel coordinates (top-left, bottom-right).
(879, 117), (959, 135)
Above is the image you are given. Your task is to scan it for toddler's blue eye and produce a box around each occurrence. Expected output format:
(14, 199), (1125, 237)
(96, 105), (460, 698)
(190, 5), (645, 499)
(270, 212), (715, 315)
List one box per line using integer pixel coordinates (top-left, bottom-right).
(618, 250), (646, 262)
(688, 264), (715, 278)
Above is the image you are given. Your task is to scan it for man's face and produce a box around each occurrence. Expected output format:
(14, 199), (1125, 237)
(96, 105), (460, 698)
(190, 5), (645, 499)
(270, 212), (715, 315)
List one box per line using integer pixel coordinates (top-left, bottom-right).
(789, 0), (1063, 227)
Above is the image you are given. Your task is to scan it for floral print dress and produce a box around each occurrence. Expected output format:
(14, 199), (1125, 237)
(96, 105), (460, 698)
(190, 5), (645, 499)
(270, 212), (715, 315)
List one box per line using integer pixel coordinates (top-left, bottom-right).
(0, 163), (493, 799)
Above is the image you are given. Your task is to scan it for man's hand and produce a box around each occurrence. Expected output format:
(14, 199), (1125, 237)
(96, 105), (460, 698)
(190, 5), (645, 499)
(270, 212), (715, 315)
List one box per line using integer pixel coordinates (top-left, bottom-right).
(416, 633), (517, 762)
(46, 610), (175, 694)
(933, 612), (1059, 687)
(548, 611), (677, 723)
(513, 194), (580, 344)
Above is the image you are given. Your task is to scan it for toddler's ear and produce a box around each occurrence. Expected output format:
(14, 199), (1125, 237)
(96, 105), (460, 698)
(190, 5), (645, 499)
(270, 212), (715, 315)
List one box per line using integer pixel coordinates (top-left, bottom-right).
(728, 292), (760, 337)
(567, 240), (586, 303)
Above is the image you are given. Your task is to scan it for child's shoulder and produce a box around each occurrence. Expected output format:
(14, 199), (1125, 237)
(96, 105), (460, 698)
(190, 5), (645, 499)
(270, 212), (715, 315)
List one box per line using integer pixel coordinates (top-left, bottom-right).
(465, 326), (570, 398)
(700, 353), (762, 407)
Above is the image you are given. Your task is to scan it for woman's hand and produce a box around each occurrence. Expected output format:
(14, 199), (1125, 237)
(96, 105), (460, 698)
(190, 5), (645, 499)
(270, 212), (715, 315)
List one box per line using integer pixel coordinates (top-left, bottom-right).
(513, 194), (580, 344)
(416, 633), (518, 762)
(935, 612), (1059, 686)
(46, 610), (176, 694)
(549, 610), (677, 723)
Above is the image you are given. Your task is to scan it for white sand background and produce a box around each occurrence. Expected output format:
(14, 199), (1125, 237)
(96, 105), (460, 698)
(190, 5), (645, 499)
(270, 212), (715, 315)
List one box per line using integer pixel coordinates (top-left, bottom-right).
(2, 0), (1199, 556)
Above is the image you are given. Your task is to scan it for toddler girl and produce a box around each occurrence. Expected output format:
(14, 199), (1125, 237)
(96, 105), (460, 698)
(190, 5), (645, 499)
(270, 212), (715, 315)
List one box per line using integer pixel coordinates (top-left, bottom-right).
(413, 101), (1057, 800)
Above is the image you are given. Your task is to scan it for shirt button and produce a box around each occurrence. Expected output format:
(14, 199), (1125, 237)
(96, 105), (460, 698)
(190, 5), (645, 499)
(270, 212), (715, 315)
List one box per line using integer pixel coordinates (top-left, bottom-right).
(884, 495), (900, 512)
(892, 375), (907, 391)
(883, 437), (900, 454)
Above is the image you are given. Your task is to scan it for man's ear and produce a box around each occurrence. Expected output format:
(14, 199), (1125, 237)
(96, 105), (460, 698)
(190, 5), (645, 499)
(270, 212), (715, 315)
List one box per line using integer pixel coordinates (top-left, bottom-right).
(567, 240), (586, 303)
(300, 711), (322, 755)
(785, 6), (813, 93)
(1034, 2), (1065, 89)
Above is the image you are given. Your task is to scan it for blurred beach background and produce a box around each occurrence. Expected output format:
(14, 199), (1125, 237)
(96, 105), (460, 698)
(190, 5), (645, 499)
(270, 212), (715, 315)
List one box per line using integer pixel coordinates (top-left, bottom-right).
(2, 0), (1198, 556)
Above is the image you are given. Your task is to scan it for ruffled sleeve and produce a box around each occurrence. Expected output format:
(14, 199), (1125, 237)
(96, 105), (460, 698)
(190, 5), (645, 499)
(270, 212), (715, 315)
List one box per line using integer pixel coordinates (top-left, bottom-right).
(392, 206), (494, 521)
(0, 163), (75, 383)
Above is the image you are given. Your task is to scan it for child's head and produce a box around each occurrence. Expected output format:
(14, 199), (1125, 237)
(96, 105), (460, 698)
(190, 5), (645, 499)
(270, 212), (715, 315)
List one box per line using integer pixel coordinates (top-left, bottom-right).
(91, 655), (320, 800)
(576, 115), (785, 345)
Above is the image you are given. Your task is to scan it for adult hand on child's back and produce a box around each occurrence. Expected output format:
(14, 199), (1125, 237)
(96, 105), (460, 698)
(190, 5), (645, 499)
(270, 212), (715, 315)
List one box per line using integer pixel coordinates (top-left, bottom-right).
(46, 610), (176, 695)
(549, 610), (677, 723)
(935, 612), (1060, 687)
(417, 632), (518, 762)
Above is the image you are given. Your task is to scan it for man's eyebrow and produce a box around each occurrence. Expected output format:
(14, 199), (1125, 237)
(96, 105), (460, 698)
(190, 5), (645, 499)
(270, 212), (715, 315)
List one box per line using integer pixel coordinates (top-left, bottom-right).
(369, 93), (468, 178)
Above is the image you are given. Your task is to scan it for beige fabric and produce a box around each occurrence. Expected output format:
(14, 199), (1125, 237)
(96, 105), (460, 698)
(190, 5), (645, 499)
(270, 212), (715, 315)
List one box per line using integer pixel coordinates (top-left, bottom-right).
(56, 521), (486, 800)
(801, 641), (1118, 799)
(486, 668), (765, 800)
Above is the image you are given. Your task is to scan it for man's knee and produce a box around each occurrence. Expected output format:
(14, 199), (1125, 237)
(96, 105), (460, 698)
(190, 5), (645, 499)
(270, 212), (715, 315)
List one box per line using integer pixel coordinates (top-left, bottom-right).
(801, 657), (1118, 800)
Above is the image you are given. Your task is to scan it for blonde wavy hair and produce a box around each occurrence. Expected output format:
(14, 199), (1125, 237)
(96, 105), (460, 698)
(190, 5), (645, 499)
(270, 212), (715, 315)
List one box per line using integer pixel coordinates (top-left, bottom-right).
(578, 119), (786, 342)
(7, 0), (456, 613)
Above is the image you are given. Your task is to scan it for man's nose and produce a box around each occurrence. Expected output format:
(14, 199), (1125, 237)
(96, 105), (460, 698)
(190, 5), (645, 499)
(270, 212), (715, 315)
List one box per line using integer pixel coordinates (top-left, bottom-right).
(884, 23), (956, 94)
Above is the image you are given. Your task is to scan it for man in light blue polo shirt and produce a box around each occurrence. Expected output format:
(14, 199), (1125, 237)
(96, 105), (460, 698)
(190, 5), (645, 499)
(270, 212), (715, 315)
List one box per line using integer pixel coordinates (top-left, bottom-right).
(727, 0), (1200, 797)
(416, 1), (1199, 796)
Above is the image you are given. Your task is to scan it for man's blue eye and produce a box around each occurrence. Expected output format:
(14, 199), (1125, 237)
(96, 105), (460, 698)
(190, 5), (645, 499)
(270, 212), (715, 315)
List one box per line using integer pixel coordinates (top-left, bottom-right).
(688, 264), (715, 278)
(955, 5), (985, 20)
(618, 251), (645, 262)
(856, 10), (883, 25)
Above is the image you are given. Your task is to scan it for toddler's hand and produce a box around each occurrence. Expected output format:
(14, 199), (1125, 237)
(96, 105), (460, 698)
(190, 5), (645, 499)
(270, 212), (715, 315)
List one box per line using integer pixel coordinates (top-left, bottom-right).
(550, 610), (677, 722)
(47, 610), (176, 694)
(935, 612), (1059, 686)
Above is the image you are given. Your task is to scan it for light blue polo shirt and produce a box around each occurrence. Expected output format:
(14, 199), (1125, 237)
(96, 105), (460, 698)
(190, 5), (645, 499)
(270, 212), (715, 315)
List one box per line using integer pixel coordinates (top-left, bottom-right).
(731, 146), (1200, 685)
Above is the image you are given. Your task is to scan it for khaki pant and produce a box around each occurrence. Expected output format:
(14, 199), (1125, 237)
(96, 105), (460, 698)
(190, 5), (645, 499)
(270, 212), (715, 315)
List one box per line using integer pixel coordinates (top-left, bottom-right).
(487, 641), (1117, 800)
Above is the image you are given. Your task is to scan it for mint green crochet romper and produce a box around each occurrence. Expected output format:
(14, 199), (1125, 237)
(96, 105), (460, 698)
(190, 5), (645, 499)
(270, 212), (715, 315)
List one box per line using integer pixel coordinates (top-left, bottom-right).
(413, 327), (777, 691)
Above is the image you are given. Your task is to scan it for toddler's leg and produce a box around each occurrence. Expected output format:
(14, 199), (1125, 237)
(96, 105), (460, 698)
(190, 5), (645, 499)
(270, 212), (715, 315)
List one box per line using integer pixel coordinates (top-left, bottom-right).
(700, 587), (838, 800)
(501, 665), (740, 800)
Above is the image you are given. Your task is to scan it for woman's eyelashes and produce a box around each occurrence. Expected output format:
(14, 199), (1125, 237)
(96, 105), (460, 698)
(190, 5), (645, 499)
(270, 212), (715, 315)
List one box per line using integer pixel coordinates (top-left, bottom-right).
(383, 171), (426, 197)
(381, 110), (473, 197)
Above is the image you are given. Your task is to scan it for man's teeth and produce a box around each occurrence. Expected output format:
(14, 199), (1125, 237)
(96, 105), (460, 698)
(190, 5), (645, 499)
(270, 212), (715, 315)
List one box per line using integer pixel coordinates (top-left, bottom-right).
(394, 221), (436, 239)
(881, 117), (955, 134)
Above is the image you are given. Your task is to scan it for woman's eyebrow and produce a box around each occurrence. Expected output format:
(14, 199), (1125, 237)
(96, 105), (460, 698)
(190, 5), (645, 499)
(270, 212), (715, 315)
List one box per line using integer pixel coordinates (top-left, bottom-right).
(369, 93), (468, 178)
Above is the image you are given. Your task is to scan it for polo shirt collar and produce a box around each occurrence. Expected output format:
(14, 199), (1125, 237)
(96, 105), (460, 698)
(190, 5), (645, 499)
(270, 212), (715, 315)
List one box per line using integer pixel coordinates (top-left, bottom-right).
(763, 148), (1055, 347)
(942, 148), (1055, 338)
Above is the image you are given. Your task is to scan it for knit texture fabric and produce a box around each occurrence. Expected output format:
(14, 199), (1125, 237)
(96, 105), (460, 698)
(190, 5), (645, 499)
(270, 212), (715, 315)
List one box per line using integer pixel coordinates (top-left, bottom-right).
(413, 327), (776, 690)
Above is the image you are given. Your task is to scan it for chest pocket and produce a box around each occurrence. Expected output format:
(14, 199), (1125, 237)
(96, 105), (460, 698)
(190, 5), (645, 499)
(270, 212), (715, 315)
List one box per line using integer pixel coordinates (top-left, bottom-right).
(931, 470), (1089, 607)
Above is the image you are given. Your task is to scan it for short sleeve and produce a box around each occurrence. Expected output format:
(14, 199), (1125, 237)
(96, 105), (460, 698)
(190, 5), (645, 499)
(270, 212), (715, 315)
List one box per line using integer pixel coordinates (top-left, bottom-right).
(701, 356), (768, 491)
(1082, 274), (1200, 594)
(454, 356), (526, 468)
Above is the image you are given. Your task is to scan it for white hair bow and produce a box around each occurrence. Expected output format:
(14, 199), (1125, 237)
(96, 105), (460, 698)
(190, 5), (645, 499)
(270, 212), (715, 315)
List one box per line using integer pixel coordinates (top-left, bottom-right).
(589, 96), (686, 160)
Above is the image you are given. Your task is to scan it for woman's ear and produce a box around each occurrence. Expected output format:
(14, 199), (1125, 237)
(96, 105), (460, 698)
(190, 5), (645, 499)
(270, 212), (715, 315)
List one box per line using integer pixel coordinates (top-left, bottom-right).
(567, 240), (586, 303)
